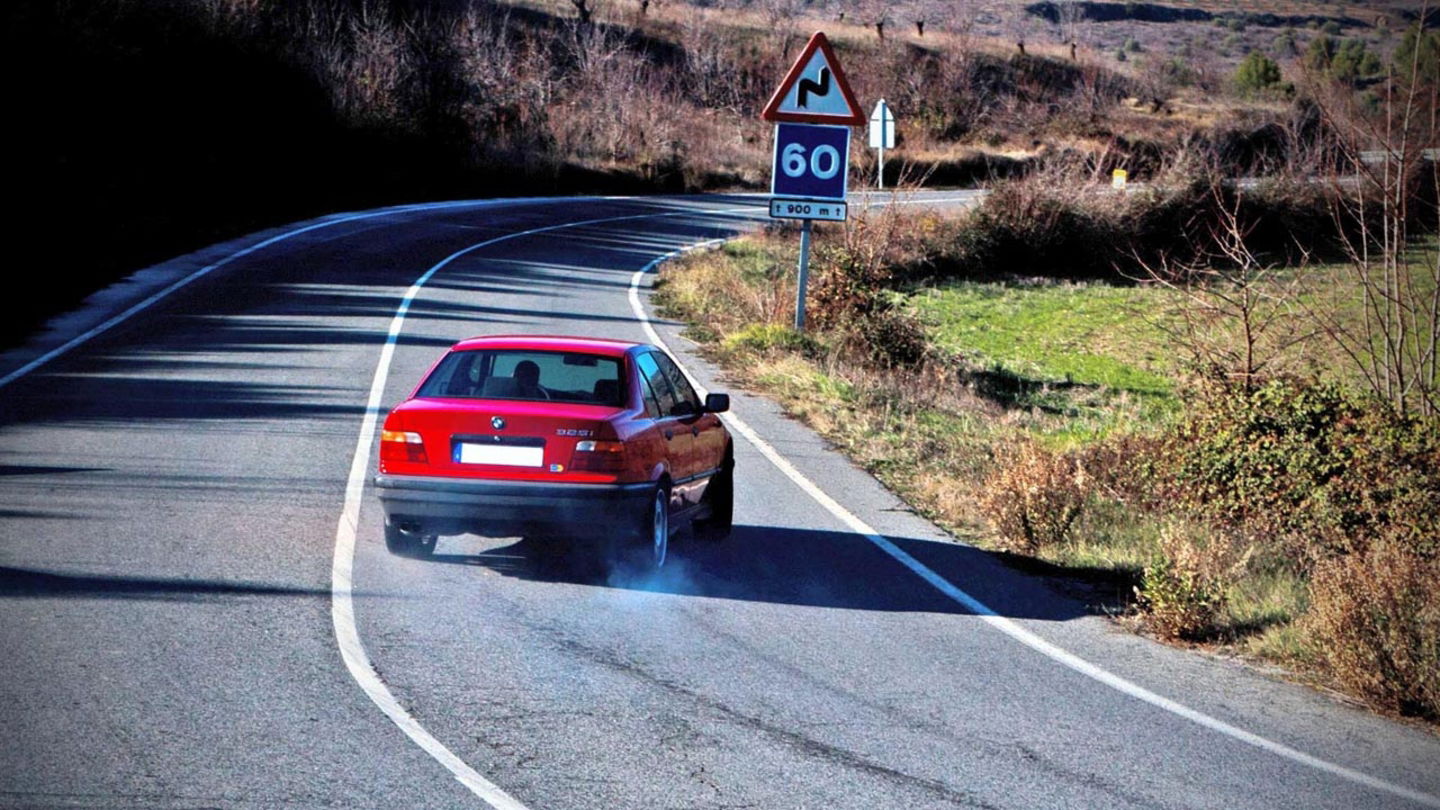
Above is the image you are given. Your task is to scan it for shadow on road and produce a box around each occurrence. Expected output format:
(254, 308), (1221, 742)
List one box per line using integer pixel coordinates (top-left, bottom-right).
(0, 565), (338, 602)
(429, 524), (1107, 623)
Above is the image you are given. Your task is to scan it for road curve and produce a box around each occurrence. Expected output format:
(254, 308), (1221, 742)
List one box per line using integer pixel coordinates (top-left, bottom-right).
(1, 193), (1437, 810)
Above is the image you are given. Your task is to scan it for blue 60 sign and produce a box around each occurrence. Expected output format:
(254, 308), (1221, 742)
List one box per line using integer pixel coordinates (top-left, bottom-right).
(771, 123), (850, 201)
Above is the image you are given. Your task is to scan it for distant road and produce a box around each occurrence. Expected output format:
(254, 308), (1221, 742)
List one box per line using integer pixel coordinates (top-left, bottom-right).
(1, 193), (1437, 809)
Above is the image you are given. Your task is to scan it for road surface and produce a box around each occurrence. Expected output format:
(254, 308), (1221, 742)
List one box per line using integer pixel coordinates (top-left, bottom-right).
(1, 192), (1437, 809)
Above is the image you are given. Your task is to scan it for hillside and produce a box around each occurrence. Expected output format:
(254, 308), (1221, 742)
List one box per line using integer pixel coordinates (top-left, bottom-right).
(4, 0), (1425, 348)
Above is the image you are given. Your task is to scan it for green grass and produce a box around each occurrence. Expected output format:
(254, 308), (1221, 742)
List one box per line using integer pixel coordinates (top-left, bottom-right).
(911, 281), (1176, 397)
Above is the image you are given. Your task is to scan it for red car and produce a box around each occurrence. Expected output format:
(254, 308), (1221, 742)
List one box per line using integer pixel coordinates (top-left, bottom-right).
(373, 335), (733, 569)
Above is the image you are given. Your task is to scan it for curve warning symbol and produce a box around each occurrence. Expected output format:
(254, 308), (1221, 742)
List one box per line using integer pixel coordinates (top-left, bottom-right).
(761, 32), (864, 126)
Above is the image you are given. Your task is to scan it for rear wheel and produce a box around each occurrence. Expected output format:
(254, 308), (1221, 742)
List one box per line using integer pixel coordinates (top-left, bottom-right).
(695, 451), (734, 542)
(384, 519), (436, 558)
(619, 485), (670, 572)
(646, 486), (670, 569)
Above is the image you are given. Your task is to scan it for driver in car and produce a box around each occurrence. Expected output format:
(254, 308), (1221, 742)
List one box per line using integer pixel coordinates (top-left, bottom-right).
(513, 360), (545, 399)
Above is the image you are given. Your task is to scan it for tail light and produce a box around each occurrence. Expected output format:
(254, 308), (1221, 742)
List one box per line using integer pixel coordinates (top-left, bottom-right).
(380, 430), (428, 464)
(569, 440), (626, 473)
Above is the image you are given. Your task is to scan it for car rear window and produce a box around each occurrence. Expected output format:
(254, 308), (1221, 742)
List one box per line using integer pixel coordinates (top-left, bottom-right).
(416, 350), (625, 406)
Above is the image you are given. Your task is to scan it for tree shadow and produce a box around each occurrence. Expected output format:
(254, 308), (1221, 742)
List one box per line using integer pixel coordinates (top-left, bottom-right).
(429, 524), (1103, 623)
(0, 565), (342, 603)
(0, 375), (369, 425)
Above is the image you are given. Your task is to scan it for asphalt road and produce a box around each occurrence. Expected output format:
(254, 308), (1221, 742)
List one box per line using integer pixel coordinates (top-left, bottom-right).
(1, 192), (1437, 810)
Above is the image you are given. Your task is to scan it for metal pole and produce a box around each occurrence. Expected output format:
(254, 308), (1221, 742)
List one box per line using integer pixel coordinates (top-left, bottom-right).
(878, 145), (885, 189)
(794, 219), (813, 331)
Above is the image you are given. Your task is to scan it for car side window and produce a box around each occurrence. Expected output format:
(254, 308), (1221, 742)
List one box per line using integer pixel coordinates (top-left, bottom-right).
(631, 356), (663, 418)
(653, 353), (701, 416)
(635, 353), (678, 418)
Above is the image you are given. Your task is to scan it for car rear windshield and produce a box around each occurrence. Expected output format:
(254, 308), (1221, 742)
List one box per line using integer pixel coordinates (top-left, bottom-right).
(416, 349), (625, 406)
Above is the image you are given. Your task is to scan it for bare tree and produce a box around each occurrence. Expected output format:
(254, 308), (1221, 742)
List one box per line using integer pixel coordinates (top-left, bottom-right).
(853, 0), (891, 41)
(569, 0), (603, 25)
(1052, 0), (1087, 47)
(1305, 61), (1440, 418)
(756, 0), (807, 55)
(910, 0), (946, 37)
(1136, 184), (1313, 391)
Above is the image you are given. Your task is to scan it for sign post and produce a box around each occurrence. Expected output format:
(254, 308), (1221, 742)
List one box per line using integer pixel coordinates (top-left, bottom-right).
(794, 220), (813, 330)
(869, 99), (895, 189)
(762, 32), (865, 331)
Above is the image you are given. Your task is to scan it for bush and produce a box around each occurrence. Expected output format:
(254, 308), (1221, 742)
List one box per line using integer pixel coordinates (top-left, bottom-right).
(1161, 380), (1440, 568)
(855, 307), (931, 368)
(935, 173), (1341, 284)
(722, 323), (819, 356)
(939, 171), (1132, 280)
(1234, 51), (1282, 94)
(980, 442), (1086, 553)
(1308, 534), (1440, 718)
(1136, 520), (1237, 640)
(1394, 24), (1440, 83)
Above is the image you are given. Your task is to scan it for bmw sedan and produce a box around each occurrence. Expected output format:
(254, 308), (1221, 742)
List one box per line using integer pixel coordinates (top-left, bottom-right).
(372, 335), (733, 569)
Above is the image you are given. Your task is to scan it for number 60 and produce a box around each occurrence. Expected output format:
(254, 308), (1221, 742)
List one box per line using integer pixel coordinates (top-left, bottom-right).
(781, 142), (841, 180)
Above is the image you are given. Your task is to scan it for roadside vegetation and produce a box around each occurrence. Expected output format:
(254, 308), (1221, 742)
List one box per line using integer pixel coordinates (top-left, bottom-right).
(655, 48), (1440, 720)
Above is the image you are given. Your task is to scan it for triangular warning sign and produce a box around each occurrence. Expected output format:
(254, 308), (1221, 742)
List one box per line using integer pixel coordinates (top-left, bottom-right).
(761, 32), (865, 126)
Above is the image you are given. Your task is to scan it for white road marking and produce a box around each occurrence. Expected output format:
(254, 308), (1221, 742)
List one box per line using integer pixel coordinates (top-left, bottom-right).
(0, 191), (970, 391)
(0, 196), (591, 390)
(628, 247), (1440, 810)
(335, 203), (758, 807)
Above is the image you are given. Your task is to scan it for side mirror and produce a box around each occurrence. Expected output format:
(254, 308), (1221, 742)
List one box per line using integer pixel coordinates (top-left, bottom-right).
(704, 393), (730, 413)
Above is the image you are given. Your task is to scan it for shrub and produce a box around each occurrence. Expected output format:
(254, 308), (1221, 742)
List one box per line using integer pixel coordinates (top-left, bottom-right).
(1160, 57), (1195, 86)
(1234, 51), (1282, 94)
(1394, 24), (1440, 83)
(1308, 534), (1440, 718)
(938, 170), (1131, 280)
(1073, 432), (1166, 510)
(1161, 380), (1440, 568)
(722, 323), (820, 356)
(980, 441), (1086, 553)
(1136, 520), (1237, 640)
(1305, 34), (1336, 73)
(855, 307), (931, 369)
(936, 172), (1342, 285)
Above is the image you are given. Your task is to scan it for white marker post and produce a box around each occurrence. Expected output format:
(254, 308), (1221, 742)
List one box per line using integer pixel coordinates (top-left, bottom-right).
(869, 99), (895, 190)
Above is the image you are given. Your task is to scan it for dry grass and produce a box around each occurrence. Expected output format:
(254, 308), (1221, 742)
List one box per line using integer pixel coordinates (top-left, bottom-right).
(1308, 534), (1440, 719)
(980, 441), (1087, 553)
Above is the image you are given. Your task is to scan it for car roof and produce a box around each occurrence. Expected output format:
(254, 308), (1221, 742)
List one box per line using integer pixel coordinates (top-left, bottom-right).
(449, 334), (643, 358)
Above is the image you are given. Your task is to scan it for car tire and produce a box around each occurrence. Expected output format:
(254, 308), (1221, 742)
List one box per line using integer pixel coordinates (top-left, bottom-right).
(695, 450), (734, 542)
(625, 484), (670, 572)
(384, 519), (436, 558)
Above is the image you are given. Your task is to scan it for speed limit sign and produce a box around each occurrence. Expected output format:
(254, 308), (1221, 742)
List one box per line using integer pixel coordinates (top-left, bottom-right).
(770, 123), (850, 201)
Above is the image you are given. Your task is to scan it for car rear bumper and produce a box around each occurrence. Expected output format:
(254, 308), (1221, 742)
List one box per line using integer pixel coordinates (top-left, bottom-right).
(372, 473), (653, 538)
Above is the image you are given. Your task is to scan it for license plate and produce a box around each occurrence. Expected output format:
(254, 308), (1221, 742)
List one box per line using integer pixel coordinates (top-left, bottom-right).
(457, 443), (543, 467)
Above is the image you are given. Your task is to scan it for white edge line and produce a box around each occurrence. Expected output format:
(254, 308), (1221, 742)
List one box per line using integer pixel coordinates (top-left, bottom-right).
(0, 195), (635, 390)
(333, 203), (760, 807)
(0, 191), (973, 391)
(628, 244), (1440, 810)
